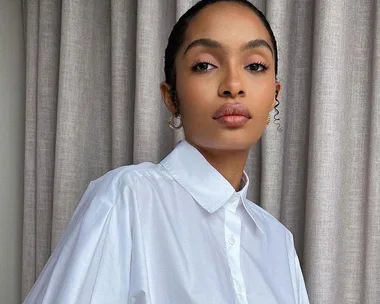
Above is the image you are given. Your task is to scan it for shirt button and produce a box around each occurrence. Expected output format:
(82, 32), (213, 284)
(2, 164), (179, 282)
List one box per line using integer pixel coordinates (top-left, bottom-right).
(236, 282), (242, 293)
(228, 236), (235, 245)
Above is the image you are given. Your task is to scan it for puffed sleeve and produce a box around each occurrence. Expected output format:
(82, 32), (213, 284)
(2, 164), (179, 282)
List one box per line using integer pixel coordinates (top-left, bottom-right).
(293, 248), (310, 304)
(287, 231), (310, 304)
(23, 173), (135, 304)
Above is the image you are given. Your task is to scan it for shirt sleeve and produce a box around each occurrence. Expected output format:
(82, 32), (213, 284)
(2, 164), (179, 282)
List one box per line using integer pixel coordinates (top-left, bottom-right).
(293, 247), (310, 304)
(23, 175), (134, 304)
(287, 232), (310, 304)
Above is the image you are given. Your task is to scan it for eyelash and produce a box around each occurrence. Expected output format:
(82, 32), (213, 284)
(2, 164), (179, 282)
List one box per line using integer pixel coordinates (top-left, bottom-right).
(246, 61), (269, 72)
(191, 61), (269, 73)
(191, 60), (215, 72)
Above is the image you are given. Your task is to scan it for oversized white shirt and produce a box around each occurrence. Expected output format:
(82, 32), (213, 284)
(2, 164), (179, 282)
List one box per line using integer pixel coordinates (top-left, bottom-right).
(24, 140), (310, 304)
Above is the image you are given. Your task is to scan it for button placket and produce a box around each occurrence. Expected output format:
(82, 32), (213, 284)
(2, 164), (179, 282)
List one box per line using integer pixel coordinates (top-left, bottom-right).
(228, 236), (235, 246)
(236, 281), (243, 293)
(224, 200), (248, 304)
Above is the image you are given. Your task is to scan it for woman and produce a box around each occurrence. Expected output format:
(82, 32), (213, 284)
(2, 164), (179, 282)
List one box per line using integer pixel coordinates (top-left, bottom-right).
(24, 0), (309, 303)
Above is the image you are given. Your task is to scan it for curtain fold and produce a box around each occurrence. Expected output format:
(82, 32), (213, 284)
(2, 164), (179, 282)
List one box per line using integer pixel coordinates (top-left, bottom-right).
(22, 0), (380, 303)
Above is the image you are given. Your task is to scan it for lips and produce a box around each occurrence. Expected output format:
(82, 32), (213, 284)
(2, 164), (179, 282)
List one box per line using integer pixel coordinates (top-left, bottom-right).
(213, 103), (251, 119)
(213, 103), (251, 127)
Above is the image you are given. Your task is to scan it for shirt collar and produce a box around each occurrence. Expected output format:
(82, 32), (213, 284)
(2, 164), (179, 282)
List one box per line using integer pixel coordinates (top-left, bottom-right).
(161, 140), (264, 233)
(161, 140), (243, 212)
(161, 140), (249, 207)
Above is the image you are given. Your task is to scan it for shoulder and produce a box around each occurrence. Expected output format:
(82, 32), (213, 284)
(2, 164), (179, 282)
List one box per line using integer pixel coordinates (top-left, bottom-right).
(69, 162), (168, 228)
(83, 162), (171, 206)
(90, 162), (158, 188)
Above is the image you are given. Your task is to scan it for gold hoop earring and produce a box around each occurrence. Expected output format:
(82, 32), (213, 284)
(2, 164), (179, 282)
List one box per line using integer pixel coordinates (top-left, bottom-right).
(168, 115), (183, 130)
(267, 114), (271, 125)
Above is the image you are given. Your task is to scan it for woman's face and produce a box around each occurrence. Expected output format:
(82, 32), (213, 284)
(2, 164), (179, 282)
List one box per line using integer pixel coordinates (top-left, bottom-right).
(162, 2), (280, 151)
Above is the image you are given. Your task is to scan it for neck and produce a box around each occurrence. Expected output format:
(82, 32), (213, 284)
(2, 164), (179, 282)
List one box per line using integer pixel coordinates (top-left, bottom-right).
(190, 142), (249, 191)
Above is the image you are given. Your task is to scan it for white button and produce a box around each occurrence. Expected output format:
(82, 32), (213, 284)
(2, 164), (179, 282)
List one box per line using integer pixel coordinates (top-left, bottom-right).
(228, 236), (235, 245)
(236, 282), (242, 293)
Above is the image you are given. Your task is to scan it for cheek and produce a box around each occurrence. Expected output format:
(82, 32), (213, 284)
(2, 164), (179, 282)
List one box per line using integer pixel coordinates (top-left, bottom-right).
(246, 80), (275, 113)
(176, 75), (217, 116)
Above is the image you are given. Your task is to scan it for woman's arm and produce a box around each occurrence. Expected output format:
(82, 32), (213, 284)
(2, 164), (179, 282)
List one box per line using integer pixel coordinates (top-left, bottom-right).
(23, 176), (134, 304)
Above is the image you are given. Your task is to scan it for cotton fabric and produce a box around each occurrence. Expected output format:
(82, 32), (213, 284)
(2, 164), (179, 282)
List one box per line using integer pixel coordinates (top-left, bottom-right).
(24, 140), (309, 304)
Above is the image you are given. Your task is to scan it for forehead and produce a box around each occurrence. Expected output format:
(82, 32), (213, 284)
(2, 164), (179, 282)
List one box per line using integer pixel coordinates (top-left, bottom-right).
(183, 2), (272, 48)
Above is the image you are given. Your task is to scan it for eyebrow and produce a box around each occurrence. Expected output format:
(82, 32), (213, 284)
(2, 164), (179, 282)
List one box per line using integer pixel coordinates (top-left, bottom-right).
(241, 39), (273, 55)
(183, 38), (274, 57)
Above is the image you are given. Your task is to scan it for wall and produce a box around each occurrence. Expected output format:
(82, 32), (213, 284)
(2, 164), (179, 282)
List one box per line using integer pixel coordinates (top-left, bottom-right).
(0, 1), (25, 303)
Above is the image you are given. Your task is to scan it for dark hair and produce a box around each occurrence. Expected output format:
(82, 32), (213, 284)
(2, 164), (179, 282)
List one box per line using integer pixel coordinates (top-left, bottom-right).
(164, 0), (281, 130)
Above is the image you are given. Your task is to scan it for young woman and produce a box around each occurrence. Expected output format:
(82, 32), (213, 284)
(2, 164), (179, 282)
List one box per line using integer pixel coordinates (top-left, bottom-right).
(25, 0), (309, 303)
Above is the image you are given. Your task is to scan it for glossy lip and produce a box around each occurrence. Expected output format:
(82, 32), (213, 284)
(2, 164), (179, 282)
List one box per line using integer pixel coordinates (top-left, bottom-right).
(213, 103), (251, 127)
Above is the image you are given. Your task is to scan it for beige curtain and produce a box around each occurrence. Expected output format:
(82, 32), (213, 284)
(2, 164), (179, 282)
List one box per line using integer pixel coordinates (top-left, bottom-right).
(22, 0), (380, 303)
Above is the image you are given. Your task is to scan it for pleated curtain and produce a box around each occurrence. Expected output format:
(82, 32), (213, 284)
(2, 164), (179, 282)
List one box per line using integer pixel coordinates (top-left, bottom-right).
(22, 0), (380, 303)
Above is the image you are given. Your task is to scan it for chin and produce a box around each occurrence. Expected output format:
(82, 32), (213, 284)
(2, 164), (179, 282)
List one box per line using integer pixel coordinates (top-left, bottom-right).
(214, 137), (257, 151)
(188, 131), (260, 152)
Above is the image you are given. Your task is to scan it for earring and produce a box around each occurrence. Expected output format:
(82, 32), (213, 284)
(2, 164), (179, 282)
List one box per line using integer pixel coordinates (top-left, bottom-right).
(168, 114), (183, 130)
(267, 114), (271, 125)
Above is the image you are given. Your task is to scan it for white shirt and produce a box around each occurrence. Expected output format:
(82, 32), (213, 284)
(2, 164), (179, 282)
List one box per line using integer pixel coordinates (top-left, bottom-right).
(24, 140), (310, 304)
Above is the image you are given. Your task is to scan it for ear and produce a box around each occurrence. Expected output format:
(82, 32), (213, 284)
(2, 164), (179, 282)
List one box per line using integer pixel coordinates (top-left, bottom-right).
(271, 81), (282, 110)
(160, 82), (176, 115)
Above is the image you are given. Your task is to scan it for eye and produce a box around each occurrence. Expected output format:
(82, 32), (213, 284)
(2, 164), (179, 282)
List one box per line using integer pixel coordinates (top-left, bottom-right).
(191, 61), (217, 72)
(245, 62), (268, 73)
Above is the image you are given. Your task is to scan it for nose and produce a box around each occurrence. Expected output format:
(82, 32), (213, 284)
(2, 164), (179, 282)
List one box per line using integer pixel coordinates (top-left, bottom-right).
(218, 67), (245, 98)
